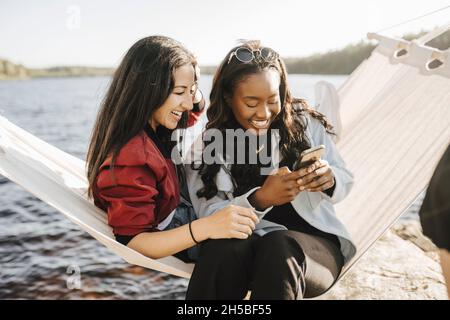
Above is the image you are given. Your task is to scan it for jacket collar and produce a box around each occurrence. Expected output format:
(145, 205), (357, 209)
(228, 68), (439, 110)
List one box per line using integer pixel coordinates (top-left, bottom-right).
(144, 123), (171, 158)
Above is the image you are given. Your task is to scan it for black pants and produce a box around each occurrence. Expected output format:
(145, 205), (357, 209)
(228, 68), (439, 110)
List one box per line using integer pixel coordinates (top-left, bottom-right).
(186, 203), (344, 300)
(186, 229), (344, 300)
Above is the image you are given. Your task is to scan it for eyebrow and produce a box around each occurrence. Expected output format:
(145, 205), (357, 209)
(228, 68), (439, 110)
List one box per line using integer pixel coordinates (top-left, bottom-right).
(243, 93), (278, 100)
(174, 82), (196, 89)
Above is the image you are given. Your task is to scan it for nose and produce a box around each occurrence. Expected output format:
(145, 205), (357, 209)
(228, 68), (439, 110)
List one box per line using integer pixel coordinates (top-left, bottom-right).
(256, 104), (271, 119)
(181, 95), (193, 111)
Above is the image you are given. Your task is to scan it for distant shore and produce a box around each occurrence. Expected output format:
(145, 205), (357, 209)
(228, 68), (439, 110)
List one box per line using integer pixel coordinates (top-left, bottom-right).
(2, 29), (448, 80)
(0, 60), (115, 80)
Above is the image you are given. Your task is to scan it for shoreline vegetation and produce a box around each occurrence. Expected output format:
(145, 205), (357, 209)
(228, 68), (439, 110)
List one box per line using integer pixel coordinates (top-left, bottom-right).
(1, 30), (448, 80)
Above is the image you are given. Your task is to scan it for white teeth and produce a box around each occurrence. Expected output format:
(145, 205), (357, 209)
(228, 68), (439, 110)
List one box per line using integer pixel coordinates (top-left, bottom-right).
(251, 119), (269, 128)
(171, 111), (182, 117)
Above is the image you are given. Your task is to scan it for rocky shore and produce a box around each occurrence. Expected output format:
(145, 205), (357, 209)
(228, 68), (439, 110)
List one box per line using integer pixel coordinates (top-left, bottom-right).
(322, 220), (448, 300)
(0, 58), (114, 80)
(0, 59), (28, 79)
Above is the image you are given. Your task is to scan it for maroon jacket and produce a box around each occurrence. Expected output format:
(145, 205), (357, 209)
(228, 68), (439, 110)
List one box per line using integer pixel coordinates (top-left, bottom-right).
(94, 108), (203, 237)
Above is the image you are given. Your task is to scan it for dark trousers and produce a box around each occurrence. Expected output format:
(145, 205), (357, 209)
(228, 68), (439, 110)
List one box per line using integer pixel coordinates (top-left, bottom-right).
(186, 230), (344, 300)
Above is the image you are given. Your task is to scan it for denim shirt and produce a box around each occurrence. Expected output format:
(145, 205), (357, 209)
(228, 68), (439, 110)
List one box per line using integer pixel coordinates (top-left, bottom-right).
(185, 116), (357, 264)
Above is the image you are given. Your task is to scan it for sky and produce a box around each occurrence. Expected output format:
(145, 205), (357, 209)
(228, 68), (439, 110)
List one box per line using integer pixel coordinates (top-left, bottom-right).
(1, 0), (449, 68)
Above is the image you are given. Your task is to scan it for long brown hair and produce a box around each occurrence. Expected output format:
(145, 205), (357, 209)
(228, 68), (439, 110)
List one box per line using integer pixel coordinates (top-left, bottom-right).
(87, 35), (197, 198)
(195, 40), (334, 199)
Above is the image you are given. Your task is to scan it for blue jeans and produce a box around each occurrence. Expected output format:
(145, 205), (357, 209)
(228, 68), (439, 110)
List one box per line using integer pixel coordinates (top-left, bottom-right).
(164, 196), (200, 261)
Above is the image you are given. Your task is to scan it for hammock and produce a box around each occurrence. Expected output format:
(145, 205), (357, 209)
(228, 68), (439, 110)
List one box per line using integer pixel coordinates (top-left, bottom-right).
(0, 26), (449, 284)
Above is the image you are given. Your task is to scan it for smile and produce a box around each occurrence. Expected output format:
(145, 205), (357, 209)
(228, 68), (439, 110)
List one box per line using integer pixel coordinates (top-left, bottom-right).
(171, 110), (183, 120)
(249, 119), (270, 129)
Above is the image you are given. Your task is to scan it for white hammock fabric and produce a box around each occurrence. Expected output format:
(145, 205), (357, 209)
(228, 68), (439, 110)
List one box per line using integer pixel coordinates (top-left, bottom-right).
(0, 26), (449, 283)
(314, 80), (342, 143)
(336, 25), (450, 276)
(0, 116), (194, 278)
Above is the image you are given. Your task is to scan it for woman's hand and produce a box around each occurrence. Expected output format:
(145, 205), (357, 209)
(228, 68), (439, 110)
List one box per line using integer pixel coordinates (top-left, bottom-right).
(204, 205), (259, 240)
(296, 159), (335, 192)
(249, 166), (312, 209)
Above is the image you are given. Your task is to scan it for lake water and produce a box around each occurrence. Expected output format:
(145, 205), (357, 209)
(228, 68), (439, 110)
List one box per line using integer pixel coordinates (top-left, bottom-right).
(0, 74), (421, 299)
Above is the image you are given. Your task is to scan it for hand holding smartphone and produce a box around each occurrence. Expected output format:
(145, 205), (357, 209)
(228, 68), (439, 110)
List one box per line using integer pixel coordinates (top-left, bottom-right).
(293, 145), (325, 171)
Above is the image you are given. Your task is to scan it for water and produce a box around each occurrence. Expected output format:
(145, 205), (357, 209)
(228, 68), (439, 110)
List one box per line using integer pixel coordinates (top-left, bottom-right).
(0, 74), (420, 299)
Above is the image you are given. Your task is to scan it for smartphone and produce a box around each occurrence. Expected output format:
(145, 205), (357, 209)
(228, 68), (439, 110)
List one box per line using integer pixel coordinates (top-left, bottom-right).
(293, 145), (325, 171)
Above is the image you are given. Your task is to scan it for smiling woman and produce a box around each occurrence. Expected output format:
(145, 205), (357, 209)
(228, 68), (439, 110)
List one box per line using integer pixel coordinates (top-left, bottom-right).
(149, 64), (199, 131)
(229, 69), (281, 133)
(186, 40), (355, 300)
(86, 35), (259, 265)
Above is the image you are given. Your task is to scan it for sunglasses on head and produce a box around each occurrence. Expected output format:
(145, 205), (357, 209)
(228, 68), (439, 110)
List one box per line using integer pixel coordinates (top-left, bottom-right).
(227, 47), (279, 64)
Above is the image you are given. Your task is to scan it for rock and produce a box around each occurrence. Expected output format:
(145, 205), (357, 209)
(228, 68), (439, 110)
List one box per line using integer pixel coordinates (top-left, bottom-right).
(16, 65), (28, 78)
(0, 59), (29, 79)
(320, 226), (448, 300)
(391, 220), (438, 254)
(4, 61), (16, 76)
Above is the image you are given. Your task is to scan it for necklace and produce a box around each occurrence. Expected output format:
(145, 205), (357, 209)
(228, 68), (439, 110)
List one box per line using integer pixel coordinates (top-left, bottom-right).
(256, 144), (265, 154)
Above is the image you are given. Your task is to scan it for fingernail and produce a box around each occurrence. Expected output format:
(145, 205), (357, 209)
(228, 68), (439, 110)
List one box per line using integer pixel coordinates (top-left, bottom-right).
(299, 186), (305, 191)
(297, 179), (302, 185)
